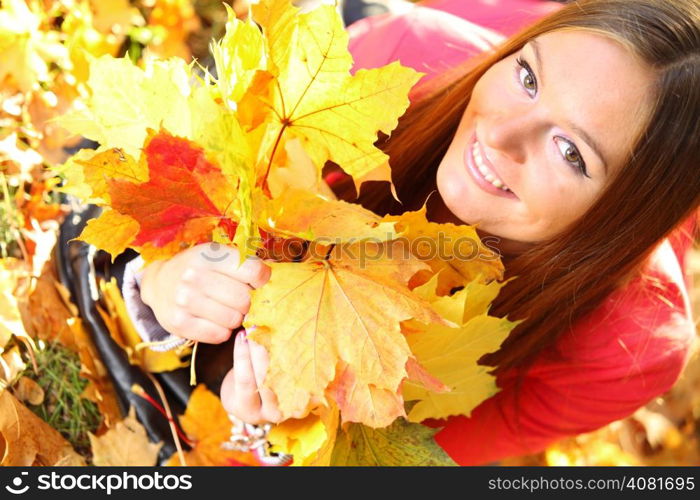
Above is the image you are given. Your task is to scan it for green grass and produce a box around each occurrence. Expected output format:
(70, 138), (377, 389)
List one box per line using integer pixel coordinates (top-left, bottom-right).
(0, 172), (24, 259)
(22, 340), (103, 461)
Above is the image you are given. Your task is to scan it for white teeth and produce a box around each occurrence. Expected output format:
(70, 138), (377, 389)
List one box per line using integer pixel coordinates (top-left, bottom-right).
(472, 142), (510, 192)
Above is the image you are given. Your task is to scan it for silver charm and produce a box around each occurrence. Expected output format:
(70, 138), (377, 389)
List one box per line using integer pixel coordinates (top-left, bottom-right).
(222, 414), (293, 466)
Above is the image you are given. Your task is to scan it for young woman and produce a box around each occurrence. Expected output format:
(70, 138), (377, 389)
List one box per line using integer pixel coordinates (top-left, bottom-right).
(123, 0), (700, 464)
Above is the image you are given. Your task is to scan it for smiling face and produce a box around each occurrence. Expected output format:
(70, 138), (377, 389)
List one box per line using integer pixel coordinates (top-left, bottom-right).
(434, 30), (656, 250)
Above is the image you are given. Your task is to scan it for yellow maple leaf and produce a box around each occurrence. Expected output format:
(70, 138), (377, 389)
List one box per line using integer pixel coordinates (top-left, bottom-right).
(211, 5), (266, 107)
(74, 146), (149, 203)
(242, 0), (422, 197)
(195, 112), (257, 264)
(383, 202), (505, 295)
(257, 187), (401, 242)
(52, 149), (99, 203)
(266, 137), (339, 199)
(401, 273), (521, 422)
(77, 209), (139, 262)
(57, 56), (216, 158)
(268, 404), (340, 466)
(244, 240), (452, 427)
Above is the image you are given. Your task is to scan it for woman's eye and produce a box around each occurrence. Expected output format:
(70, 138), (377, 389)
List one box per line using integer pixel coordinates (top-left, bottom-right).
(554, 137), (590, 177)
(515, 56), (537, 96)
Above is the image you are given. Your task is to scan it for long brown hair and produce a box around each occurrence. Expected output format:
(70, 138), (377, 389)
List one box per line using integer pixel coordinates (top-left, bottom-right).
(330, 0), (700, 379)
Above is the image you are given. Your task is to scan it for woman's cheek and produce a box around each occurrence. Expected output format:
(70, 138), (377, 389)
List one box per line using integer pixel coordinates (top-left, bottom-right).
(471, 65), (513, 113)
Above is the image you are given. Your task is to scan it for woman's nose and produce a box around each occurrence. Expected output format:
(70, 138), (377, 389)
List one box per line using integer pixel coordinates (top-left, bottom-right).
(480, 108), (536, 165)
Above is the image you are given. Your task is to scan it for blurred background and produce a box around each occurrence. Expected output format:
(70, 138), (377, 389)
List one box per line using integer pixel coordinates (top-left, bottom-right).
(0, 0), (697, 466)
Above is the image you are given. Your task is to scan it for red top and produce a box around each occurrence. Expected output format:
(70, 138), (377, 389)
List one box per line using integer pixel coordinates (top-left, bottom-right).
(336, 0), (698, 465)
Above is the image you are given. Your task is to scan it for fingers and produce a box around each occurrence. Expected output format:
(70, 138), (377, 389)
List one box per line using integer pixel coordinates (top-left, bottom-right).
(220, 366), (236, 415)
(183, 243), (271, 289)
(178, 269), (252, 313)
(219, 255), (271, 290)
(230, 331), (263, 424)
(167, 312), (232, 344)
(220, 330), (284, 425)
(248, 336), (282, 423)
(197, 245), (271, 289)
(174, 291), (243, 330)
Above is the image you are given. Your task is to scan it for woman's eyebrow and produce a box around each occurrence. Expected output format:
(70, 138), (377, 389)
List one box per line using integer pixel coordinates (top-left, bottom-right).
(528, 39), (609, 174)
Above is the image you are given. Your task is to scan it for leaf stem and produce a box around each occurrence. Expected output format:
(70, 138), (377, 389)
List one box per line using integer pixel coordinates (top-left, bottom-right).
(259, 122), (289, 194)
(189, 341), (199, 386)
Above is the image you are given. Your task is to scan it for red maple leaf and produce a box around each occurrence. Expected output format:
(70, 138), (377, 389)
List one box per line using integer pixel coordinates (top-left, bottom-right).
(108, 131), (238, 248)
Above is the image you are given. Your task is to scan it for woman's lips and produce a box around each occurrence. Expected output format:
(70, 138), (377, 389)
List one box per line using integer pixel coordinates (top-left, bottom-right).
(463, 132), (518, 199)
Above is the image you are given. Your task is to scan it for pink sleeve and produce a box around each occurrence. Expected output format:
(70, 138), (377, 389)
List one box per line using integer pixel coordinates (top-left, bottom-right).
(424, 239), (696, 465)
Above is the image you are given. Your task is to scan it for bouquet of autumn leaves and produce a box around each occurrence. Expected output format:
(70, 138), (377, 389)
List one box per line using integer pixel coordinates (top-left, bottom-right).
(54, 0), (519, 465)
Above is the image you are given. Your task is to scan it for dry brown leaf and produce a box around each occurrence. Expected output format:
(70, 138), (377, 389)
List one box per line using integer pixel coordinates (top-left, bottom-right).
(0, 345), (27, 385)
(16, 254), (77, 351)
(0, 389), (85, 466)
(89, 406), (162, 466)
(12, 376), (44, 405)
(0, 258), (30, 348)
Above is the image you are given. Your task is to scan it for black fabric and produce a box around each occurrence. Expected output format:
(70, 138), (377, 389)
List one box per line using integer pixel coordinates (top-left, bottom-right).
(342, 0), (390, 26)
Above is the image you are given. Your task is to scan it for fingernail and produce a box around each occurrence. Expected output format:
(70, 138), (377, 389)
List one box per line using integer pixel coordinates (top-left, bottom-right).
(244, 326), (257, 340)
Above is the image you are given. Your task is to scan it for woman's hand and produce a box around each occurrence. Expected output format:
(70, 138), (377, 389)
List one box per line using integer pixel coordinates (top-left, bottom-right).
(220, 329), (324, 425)
(220, 329), (283, 424)
(139, 243), (271, 344)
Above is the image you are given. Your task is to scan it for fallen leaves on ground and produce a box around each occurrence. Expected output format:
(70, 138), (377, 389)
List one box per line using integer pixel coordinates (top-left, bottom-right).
(0, 389), (85, 466)
(88, 406), (162, 466)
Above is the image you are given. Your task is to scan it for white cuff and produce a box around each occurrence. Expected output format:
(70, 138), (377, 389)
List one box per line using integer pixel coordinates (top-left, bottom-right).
(121, 255), (186, 352)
